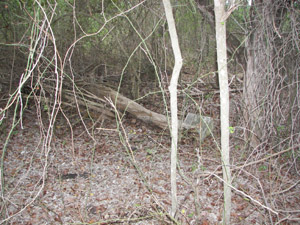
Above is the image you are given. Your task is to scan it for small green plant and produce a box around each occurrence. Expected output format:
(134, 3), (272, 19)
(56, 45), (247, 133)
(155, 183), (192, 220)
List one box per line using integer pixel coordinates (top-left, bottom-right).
(134, 203), (141, 207)
(146, 148), (156, 155)
(190, 163), (206, 172)
(191, 164), (197, 172)
(229, 126), (235, 134)
(276, 125), (285, 132)
(204, 93), (213, 100)
(188, 212), (194, 218)
(258, 165), (267, 171)
(234, 145), (240, 150)
(43, 103), (48, 112)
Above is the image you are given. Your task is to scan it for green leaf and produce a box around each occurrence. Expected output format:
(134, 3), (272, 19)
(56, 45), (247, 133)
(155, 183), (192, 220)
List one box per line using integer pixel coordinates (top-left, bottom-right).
(191, 164), (197, 172)
(188, 212), (194, 218)
(258, 165), (267, 171)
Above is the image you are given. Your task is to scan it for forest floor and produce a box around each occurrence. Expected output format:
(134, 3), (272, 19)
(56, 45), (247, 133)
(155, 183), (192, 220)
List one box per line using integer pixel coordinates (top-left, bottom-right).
(0, 78), (300, 225)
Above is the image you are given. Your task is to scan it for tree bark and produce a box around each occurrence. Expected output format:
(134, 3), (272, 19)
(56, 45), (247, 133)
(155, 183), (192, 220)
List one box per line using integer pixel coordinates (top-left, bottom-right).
(77, 81), (169, 128)
(162, 0), (183, 218)
(243, 0), (276, 147)
(214, 0), (232, 224)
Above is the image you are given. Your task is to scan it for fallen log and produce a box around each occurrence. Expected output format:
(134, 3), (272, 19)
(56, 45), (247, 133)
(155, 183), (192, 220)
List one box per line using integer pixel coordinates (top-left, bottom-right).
(77, 81), (214, 141)
(78, 81), (169, 129)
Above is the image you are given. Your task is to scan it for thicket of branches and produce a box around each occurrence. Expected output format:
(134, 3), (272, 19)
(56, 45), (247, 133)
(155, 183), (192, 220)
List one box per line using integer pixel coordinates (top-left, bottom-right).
(243, 0), (300, 152)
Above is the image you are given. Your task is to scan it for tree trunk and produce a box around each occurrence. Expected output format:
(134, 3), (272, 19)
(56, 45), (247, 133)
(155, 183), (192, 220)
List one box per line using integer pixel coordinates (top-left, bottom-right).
(162, 0), (183, 218)
(243, 0), (277, 148)
(214, 0), (232, 224)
